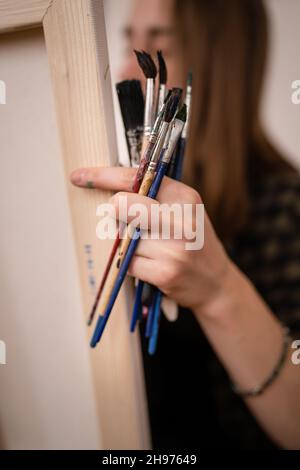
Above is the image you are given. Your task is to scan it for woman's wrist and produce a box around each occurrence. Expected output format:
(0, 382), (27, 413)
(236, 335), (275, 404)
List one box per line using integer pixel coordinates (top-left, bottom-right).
(192, 257), (286, 397)
(192, 259), (242, 327)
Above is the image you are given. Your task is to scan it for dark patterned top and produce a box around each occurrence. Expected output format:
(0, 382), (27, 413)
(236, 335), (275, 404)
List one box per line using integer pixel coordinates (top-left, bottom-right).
(140, 170), (300, 450)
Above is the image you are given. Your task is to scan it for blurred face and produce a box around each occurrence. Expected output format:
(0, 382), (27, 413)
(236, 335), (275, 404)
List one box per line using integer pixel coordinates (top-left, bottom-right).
(119, 0), (184, 88)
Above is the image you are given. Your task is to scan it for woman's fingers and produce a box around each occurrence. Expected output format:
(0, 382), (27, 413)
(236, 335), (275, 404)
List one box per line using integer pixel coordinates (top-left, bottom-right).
(111, 191), (201, 237)
(111, 191), (179, 234)
(127, 255), (157, 283)
(111, 191), (159, 227)
(70, 166), (201, 204)
(70, 166), (136, 192)
(134, 238), (183, 260)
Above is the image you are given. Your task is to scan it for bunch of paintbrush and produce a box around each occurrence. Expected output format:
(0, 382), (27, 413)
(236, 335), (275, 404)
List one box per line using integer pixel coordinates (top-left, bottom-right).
(91, 90), (181, 333)
(91, 103), (187, 347)
(87, 50), (191, 354)
(87, 51), (160, 326)
(131, 72), (192, 354)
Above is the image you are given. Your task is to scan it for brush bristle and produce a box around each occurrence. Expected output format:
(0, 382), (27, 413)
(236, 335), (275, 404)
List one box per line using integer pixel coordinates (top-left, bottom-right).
(163, 89), (172, 105)
(116, 80), (144, 130)
(157, 50), (167, 85)
(175, 104), (187, 122)
(134, 50), (157, 79)
(163, 92), (181, 123)
(172, 87), (183, 99)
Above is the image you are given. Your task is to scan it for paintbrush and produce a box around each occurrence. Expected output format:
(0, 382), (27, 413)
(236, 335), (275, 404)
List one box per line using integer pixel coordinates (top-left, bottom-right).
(134, 50), (157, 156)
(148, 290), (163, 354)
(144, 105), (188, 342)
(147, 74), (192, 352)
(132, 87), (182, 329)
(168, 75), (192, 178)
(157, 50), (167, 113)
(131, 89), (172, 192)
(173, 71), (192, 179)
(91, 104), (186, 347)
(116, 79), (144, 168)
(131, 104), (185, 333)
(86, 91), (171, 327)
(131, 88), (183, 332)
(148, 74), (192, 348)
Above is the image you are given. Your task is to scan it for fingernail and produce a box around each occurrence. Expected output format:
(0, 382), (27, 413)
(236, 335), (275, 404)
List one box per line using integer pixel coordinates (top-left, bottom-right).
(71, 169), (85, 186)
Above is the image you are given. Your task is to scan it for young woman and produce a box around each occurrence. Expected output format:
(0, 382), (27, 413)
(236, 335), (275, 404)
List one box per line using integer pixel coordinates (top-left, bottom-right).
(71, 0), (300, 449)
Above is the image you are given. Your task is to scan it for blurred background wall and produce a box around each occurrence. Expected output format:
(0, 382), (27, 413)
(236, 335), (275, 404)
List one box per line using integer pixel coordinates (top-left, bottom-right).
(262, 0), (300, 170)
(104, 0), (300, 169)
(0, 28), (101, 450)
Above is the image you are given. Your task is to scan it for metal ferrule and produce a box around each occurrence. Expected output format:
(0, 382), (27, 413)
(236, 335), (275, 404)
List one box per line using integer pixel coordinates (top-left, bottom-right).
(144, 78), (155, 137)
(162, 122), (173, 151)
(148, 110), (163, 144)
(182, 84), (192, 139)
(157, 84), (166, 115)
(162, 119), (185, 164)
(150, 121), (169, 165)
(147, 161), (157, 173)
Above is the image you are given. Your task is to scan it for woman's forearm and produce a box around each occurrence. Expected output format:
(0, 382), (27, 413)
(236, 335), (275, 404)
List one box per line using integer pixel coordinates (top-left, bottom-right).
(194, 261), (300, 449)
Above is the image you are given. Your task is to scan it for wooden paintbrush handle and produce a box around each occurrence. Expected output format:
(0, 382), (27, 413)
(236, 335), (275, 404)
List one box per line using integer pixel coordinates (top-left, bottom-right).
(139, 168), (155, 196)
(118, 167), (155, 259)
(118, 168), (155, 260)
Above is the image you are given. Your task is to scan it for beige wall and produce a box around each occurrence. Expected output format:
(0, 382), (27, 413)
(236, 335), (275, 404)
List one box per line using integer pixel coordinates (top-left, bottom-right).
(0, 28), (101, 450)
(104, 0), (300, 169)
(262, 0), (300, 169)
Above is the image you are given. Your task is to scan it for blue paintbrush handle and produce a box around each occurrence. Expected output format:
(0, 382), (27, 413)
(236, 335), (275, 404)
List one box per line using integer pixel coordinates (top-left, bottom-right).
(145, 288), (159, 337)
(148, 290), (163, 355)
(147, 142), (186, 349)
(147, 287), (163, 344)
(130, 280), (144, 332)
(91, 232), (141, 347)
(174, 137), (186, 181)
(148, 161), (168, 197)
(91, 162), (169, 346)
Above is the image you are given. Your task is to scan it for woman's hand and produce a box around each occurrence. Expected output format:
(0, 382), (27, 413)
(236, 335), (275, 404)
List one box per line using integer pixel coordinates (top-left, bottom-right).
(70, 166), (233, 315)
(71, 166), (300, 448)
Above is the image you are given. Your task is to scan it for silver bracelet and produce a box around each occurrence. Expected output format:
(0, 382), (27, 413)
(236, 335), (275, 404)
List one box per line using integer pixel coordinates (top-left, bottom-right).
(231, 326), (291, 398)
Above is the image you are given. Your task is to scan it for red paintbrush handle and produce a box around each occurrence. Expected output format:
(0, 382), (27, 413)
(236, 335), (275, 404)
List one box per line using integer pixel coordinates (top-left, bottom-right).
(132, 140), (155, 192)
(87, 231), (121, 326)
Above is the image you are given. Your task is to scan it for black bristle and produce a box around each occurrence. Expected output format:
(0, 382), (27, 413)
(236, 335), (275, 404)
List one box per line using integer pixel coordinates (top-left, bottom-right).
(163, 89), (172, 105)
(176, 104), (187, 122)
(142, 51), (157, 78)
(116, 80), (144, 130)
(163, 92), (181, 123)
(157, 50), (167, 85)
(134, 50), (157, 79)
(172, 87), (183, 99)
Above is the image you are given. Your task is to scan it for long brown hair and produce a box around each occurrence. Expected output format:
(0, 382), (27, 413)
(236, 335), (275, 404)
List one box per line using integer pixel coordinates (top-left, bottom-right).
(174, 0), (293, 240)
